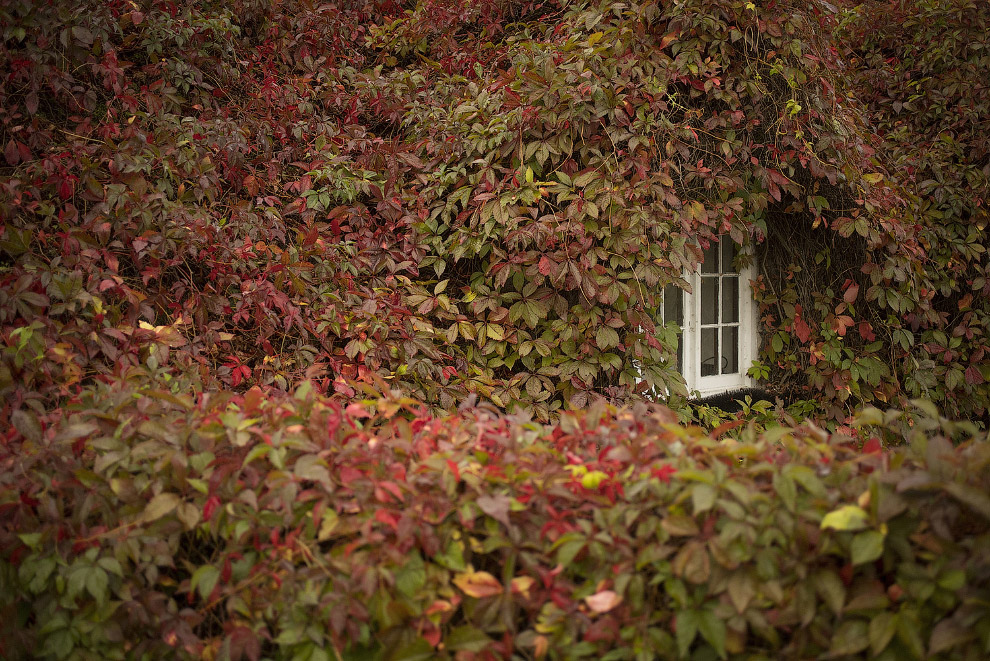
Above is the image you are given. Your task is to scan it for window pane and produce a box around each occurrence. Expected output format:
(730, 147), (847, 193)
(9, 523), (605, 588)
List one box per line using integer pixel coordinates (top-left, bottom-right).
(722, 326), (738, 374)
(701, 242), (718, 273)
(722, 276), (739, 323)
(663, 285), (683, 325)
(701, 277), (718, 325)
(721, 240), (736, 273)
(701, 328), (718, 376)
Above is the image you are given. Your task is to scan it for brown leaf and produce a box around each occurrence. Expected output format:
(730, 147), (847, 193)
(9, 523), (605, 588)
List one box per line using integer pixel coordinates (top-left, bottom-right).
(476, 493), (511, 527)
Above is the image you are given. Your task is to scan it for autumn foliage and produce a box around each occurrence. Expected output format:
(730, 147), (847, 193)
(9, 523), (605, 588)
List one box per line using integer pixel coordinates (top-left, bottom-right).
(1, 0), (989, 658)
(3, 382), (990, 659)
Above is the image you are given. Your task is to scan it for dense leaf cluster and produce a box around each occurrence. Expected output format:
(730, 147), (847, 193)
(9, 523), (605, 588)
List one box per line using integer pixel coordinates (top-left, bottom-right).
(2, 1), (990, 658)
(2, 381), (989, 659)
(2, 0), (987, 423)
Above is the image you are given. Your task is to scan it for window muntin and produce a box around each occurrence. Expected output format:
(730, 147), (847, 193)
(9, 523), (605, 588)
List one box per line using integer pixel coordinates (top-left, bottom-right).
(660, 237), (757, 397)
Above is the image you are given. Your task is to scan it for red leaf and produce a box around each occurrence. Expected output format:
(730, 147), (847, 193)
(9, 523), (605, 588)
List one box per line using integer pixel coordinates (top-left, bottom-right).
(203, 495), (222, 521)
(795, 315), (811, 344)
(538, 256), (552, 276)
(651, 464), (676, 484)
(858, 321), (876, 342)
(843, 282), (860, 304)
(862, 437), (882, 454)
(965, 365), (984, 385)
(446, 459), (460, 481)
(374, 508), (399, 530)
(378, 480), (404, 503)
(4, 140), (19, 166)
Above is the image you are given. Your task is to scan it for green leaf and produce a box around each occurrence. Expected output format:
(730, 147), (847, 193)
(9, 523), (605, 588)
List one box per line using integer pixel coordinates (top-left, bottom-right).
(697, 609), (727, 659)
(556, 538), (586, 566)
(813, 569), (845, 615)
(691, 483), (717, 514)
(772, 473), (796, 512)
(446, 626), (491, 652)
(675, 609), (699, 658)
(937, 568), (965, 591)
(829, 619), (869, 656)
(85, 567), (108, 605)
(18, 532), (42, 550)
(726, 571), (755, 614)
(176, 502), (201, 530)
(820, 505), (869, 531)
(850, 530), (885, 565)
(191, 565), (220, 600)
(896, 610), (925, 659)
(869, 612), (897, 656)
(596, 325), (620, 350)
(387, 638), (433, 661)
(142, 493), (180, 523)
(395, 553), (426, 597)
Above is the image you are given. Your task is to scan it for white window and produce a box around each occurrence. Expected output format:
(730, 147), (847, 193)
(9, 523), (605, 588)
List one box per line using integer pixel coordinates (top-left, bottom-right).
(662, 237), (758, 397)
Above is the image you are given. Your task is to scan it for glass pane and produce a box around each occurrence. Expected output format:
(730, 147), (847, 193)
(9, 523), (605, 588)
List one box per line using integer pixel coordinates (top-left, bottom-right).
(701, 277), (718, 325)
(721, 240), (737, 273)
(722, 326), (738, 374)
(663, 285), (683, 325)
(722, 276), (739, 323)
(701, 328), (718, 376)
(701, 241), (718, 274)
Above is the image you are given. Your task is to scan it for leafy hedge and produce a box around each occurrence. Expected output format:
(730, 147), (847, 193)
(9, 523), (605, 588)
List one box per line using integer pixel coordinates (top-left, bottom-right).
(2, 378), (989, 660)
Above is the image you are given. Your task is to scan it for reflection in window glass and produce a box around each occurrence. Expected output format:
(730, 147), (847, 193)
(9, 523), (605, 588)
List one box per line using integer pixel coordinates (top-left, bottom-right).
(663, 285), (683, 325)
(702, 242), (718, 274)
(701, 328), (718, 376)
(701, 277), (718, 325)
(663, 285), (684, 372)
(722, 326), (738, 374)
(721, 240), (736, 273)
(722, 276), (739, 323)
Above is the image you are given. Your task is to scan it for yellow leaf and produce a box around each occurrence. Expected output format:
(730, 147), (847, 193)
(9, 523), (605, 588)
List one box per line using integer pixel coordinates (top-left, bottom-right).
(453, 570), (503, 598)
(862, 173), (884, 184)
(820, 505), (870, 531)
(511, 576), (536, 599)
(581, 470), (609, 489)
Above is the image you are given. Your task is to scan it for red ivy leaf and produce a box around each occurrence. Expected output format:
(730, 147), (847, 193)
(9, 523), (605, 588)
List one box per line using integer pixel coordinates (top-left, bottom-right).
(4, 140), (19, 166)
(844, 282), (860, 304)
(862, 437), (882, 454)
(374, 508), (399, 530)
(203, 495), (222, 521)
(965, 365), (984, 385)
(538, 256), (552, 276)
(795, 316), (811, 344)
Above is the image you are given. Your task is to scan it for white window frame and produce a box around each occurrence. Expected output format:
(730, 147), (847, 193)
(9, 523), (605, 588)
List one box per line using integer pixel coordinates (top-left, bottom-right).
(665, 238), (759, 397)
